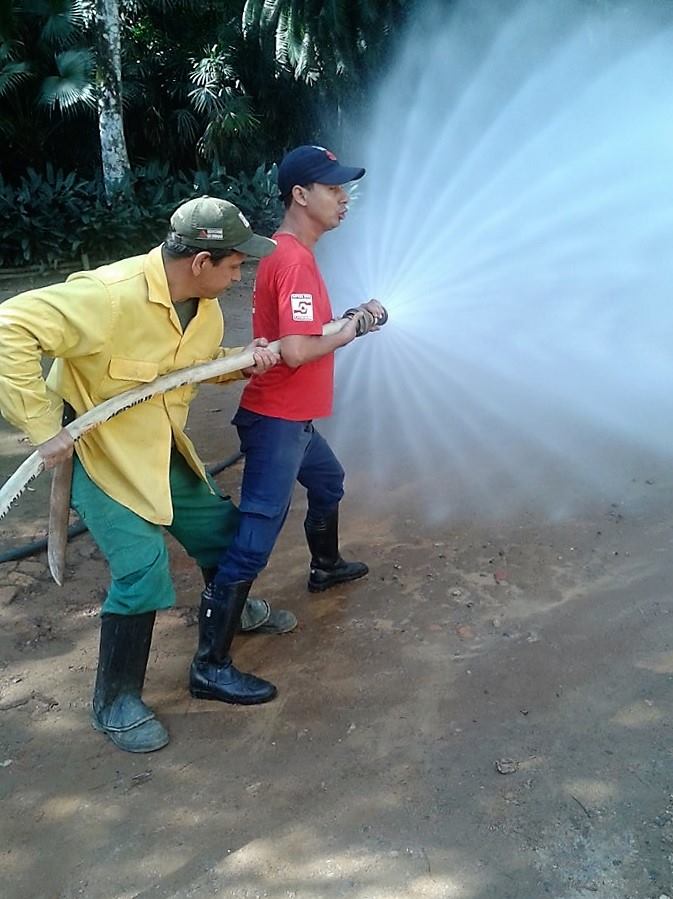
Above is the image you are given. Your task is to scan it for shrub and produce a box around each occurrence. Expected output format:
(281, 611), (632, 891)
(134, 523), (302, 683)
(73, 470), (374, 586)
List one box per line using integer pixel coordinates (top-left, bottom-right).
(200, 163), (282, 236)
(0, 162), (283, 269)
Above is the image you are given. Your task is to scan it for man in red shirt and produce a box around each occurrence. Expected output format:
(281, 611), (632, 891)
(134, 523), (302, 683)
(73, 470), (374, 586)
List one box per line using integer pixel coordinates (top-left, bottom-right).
(190, 146), (384, 704)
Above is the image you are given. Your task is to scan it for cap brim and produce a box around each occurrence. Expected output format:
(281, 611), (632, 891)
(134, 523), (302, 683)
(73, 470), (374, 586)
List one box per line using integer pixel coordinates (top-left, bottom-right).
(318, 165), (366, 186)
(232, 234), (277, 259)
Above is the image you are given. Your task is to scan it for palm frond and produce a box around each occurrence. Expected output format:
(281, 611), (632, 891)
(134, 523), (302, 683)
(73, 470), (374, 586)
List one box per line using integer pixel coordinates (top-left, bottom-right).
(188, 83), (222, 115)
(171, 105), (199, 144)
(242, 0), (411, 86)
(0, 60), (32, 97)
(197, 91), (259, 160)
(38, 47), (95, 112)
(38, 0), (86, 47)
(190, 48), (235, 88)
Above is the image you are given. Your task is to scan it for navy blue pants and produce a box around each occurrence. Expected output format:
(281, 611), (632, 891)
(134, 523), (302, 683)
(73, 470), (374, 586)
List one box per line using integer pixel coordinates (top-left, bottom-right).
(215, 409), (345, 585)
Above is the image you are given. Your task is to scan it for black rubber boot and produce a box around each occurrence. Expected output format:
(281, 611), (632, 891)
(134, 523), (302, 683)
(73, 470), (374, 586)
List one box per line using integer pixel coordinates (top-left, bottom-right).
(305, 507), (369, 593)
(91, 611), (169, 753)
(201, 567), (217, 587)
(189, 580), (277, 704)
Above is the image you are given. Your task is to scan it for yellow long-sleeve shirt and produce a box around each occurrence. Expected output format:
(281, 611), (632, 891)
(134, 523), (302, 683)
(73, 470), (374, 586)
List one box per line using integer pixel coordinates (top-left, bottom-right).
(0, 246), (246, 524)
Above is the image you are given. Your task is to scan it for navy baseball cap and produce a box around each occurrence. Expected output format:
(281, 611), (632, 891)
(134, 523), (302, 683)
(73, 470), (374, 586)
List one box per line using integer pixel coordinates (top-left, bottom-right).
(277, 145), (365, 197)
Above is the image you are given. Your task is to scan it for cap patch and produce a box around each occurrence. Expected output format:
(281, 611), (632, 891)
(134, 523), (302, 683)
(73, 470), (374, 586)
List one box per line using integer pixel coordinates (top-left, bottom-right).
(238, 211), (250, 228)
(291, 293), (314, 321)
(312, 145), (337, 161)
(198, 228), (224, 239)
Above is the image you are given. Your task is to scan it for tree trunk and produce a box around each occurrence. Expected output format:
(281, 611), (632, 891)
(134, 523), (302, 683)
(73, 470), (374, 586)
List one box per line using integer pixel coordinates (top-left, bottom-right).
(95, 0), (131, 200)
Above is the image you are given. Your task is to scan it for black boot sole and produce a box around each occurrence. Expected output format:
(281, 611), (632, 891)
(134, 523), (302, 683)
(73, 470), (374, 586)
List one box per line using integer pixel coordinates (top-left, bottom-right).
(189, 686), (278, 704)
(307, 568), (369, 593)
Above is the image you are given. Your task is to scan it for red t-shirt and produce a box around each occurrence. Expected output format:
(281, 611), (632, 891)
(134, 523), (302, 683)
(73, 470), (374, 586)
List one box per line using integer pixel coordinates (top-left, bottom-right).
(240, 233), (335, 420)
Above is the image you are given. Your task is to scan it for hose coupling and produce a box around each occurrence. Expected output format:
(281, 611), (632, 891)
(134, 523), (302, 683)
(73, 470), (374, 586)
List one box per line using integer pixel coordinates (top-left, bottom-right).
(343, 305), (389, 336)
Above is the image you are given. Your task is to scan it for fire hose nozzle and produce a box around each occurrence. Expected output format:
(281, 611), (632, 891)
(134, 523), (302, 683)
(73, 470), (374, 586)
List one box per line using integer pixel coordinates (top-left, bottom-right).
(343, 305), (389, 336)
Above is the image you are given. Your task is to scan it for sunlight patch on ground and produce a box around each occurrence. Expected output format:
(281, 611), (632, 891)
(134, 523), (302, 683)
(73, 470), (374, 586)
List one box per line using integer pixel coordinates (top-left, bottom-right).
(212, 839), (482, 898)
(635, 649), (673, 675)
(563, 778), (618, 806)
(611, 700), (663, 728)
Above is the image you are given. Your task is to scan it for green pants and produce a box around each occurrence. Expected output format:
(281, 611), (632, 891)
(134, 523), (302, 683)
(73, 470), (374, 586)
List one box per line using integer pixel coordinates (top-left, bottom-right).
(70, 452), (238, 616)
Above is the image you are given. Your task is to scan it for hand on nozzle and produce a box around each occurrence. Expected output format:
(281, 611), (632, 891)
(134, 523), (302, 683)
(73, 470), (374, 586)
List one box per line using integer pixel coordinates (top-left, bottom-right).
(358, 299), (387, 328)
(342, 300), (388, 337)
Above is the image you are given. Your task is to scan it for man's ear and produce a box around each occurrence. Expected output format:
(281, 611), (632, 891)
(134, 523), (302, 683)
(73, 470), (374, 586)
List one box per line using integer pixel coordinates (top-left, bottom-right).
(292, 185), (308, 207)
(191, 251), (212, 276)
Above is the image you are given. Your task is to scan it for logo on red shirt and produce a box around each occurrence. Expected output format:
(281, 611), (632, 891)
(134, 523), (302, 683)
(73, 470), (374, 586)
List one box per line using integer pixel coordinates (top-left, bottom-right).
(291, 293), (314, 321)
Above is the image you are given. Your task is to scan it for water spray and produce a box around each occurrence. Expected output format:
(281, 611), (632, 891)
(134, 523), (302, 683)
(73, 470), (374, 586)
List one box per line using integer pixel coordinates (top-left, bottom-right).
(318, 0), (673, 522)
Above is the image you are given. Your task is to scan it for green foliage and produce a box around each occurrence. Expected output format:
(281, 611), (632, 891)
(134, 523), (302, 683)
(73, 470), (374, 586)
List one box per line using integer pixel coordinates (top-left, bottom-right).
(0, 161), (283, 268)
(242, 0), (413, 88)
(238, 0), (417, 159)
(1, 0), (412, 214)
(0, 0), (98, 179)
(198, 162), (282, 235)
(120, 3), (262, 171)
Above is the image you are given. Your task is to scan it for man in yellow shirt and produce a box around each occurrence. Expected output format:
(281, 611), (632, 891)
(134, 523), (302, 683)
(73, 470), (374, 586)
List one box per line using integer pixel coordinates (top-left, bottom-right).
(0, 196), (289, 753)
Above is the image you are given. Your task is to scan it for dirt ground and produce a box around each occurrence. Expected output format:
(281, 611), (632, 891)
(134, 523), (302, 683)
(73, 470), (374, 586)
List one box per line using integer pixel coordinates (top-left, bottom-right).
(1, 267), (673, 899)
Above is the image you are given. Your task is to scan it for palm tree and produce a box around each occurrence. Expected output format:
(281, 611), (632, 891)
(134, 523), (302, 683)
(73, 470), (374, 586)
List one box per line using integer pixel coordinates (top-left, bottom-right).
(96, 0), (131, 198)
(118, 1), (262, 170)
